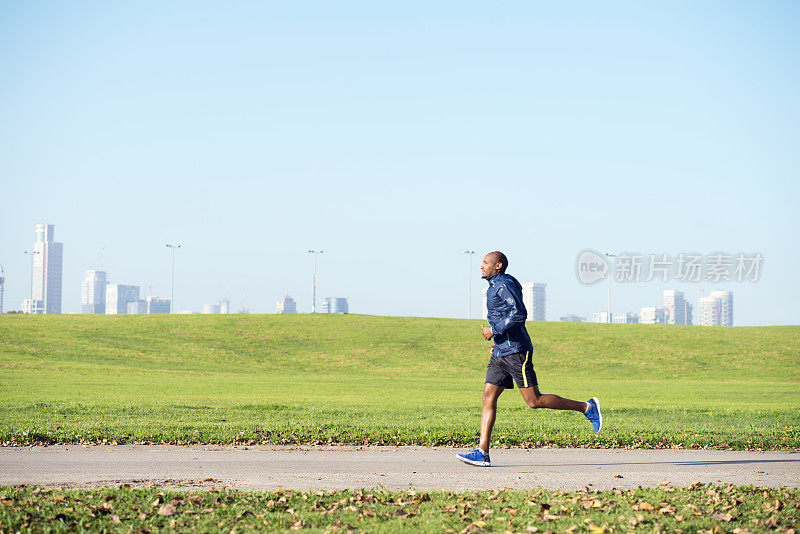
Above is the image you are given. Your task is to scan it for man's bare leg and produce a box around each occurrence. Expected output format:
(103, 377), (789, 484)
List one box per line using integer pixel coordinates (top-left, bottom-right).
(478, 383), (504, 452)
(519, 386), (588, 412)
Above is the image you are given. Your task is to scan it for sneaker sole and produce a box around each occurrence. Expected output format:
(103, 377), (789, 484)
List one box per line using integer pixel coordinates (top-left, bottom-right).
(591, 396), (602, 433)
(456, 454), (490, 467)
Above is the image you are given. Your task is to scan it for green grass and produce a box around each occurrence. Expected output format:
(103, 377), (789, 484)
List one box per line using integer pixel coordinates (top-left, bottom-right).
(0, 314), (798, 449)
(2, 484), (798, 533)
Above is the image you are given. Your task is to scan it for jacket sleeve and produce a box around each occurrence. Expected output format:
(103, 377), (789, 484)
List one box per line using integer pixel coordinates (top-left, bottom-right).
(491, 282), (527, 336)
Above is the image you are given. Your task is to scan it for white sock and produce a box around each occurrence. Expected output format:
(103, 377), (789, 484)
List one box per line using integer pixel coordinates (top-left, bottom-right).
(478, 447), (488, 455)
(584, 402), (591, 413)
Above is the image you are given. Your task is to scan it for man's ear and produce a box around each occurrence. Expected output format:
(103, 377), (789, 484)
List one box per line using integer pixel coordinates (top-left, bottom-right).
(496, 262), (504, 272)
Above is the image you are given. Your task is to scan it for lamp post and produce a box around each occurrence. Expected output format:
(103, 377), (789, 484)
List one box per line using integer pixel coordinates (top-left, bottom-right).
(23, 250), (40, 314)
(308, 250), (324, 313)
(605, 252), (616, 324)
(463, 251), (475, 319)
(166, 244), (180, 314)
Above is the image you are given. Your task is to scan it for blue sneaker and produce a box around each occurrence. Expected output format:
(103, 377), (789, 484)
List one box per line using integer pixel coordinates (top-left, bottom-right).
(585, 397), (602, 433)
(456, 448), (491, 467)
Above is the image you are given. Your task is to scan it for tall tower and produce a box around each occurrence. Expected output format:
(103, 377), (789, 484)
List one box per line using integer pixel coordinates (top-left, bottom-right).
(105, 284), (140, 314)
(0, 265), (5, 314)
(709, 290), (733, 327)
(521, 282), (547, 321)
(81, 270), (107, 314)
(276, 295), (297, 314)
(32, 224), (63, 314)
(698, 290), (733, 326)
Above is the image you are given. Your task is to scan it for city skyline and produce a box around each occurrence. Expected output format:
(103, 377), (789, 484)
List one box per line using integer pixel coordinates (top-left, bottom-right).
(1, 223), (760, 323)
(1, 3), (798, 325)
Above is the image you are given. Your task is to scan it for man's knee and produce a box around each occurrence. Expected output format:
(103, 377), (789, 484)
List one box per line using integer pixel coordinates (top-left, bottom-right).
(482, 394), (497, 409)
(525, 393), (543, 409)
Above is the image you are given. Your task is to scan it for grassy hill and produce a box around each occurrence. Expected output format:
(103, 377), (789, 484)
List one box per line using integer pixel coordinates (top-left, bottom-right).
(0, 314), (797, 449)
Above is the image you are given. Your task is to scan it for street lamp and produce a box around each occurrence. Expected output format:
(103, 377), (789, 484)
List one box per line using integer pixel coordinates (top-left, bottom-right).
(463, 251), (476, 319)
(308, 250), (324, 313)
(23, 250), (40, 314)
(166, 244), (181, 314)
(605, 252), (616, 324)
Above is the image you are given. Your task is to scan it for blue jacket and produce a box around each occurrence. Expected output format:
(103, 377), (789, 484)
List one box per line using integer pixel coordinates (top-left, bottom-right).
(485, 273), (533, 357)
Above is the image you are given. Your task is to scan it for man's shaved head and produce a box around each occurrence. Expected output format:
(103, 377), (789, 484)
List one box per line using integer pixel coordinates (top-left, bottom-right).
(481, 251), (508, 279)
(486, 251), (508, 272)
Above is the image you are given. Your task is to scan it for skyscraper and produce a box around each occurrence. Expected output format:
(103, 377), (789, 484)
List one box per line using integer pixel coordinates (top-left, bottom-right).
(218, 298), (230, 314)
(31, 224), (63, 314)
(711, 290), (733, 326)
(106, 284), (140, 314)
(699, 290), (733, 326)
(81, 270), (107, 314)
(276, 295), (297, 314)
(664, 289), (693, 325)
(521, 282), (547, 321)
(322, 297), (349, 314)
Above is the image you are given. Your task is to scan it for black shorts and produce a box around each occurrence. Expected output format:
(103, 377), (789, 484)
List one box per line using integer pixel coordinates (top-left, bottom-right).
(485, 351), (538, 389)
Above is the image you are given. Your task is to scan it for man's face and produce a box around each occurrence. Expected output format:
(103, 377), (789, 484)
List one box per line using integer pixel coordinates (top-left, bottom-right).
(481, 254), (503, 278)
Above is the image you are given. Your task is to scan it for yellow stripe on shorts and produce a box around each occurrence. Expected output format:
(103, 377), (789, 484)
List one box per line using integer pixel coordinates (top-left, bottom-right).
(522, 351), (530, 388)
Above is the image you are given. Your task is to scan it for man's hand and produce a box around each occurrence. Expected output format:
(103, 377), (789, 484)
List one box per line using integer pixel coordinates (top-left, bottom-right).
(489, 344), (494, 356)
(481, 325), (493, 341)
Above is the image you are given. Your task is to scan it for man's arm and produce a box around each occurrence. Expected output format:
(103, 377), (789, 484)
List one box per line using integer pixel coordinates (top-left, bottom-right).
(490, 282), (527, 336)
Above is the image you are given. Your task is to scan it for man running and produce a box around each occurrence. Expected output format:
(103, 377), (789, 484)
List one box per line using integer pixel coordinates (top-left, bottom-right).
(457, 251), (602, 467)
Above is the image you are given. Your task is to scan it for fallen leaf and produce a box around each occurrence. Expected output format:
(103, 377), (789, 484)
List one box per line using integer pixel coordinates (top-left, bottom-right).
(158, 503), (176, 516)
(111, 514), (121, 523)
(712, 513), (732, 522)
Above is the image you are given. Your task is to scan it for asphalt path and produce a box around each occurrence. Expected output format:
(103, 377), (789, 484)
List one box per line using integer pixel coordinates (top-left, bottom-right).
(1, 445), (798, 491)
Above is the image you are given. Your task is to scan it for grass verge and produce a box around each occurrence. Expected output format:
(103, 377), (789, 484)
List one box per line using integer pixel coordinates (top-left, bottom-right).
(1, 484), (798, 533)
(1, 315), (798, 449)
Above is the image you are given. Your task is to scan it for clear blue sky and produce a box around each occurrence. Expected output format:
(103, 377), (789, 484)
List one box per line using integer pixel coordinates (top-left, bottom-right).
(1, 2), (798, 325)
